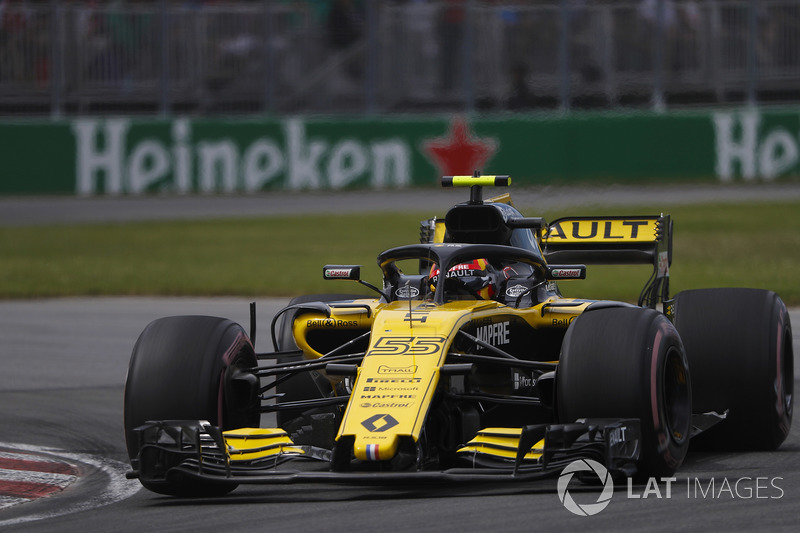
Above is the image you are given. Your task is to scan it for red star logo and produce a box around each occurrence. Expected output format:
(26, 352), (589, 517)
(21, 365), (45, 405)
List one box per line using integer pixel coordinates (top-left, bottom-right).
(423, 117), (498, 177)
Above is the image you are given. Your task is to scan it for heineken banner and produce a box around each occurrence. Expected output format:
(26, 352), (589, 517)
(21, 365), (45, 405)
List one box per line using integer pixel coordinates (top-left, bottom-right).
(1, 109), (798, 196)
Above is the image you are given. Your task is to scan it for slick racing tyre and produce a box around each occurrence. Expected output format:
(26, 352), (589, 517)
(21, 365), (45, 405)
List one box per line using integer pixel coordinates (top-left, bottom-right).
(674, 288), (793, 450)
(275, 294), (365, 428)
(557, 307), (691, 478)
(124, 315), (259, 496)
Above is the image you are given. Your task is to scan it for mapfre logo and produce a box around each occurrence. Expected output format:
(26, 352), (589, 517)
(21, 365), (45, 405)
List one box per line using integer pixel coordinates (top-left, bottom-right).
(557, 459), (614, 516)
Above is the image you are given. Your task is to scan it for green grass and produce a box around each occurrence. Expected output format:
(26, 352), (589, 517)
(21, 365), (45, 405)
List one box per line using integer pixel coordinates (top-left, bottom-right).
(1, 200), (799, 304)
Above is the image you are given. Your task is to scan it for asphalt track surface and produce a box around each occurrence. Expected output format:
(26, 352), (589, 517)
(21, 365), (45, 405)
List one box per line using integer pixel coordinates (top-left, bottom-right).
(3, 181), (800, 226)
(1, 185), (799, 531)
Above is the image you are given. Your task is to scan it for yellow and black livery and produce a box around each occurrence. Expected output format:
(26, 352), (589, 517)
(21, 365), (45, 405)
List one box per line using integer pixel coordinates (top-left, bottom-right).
(125, 172), (792, 496)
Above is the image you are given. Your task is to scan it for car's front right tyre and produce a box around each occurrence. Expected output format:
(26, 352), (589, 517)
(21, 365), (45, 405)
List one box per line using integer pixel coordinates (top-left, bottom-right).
(124, 315), (259, 496)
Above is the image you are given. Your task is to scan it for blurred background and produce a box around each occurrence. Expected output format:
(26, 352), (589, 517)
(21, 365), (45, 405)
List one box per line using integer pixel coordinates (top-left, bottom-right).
(1, 2), (799, 313)
(1, 0), (797, 117)
(1, 0), (798, 196)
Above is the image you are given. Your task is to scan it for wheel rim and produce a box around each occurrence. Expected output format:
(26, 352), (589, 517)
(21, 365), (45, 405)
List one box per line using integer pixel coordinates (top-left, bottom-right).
(663, 347), (691, 445)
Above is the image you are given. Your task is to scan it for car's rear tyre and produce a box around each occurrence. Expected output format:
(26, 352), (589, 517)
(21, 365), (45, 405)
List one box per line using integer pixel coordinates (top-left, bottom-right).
(557, 307), (691, 478)
(674, 288), (793, 450)
(124, 315), (259, 496)
(275, 294), (366, 428)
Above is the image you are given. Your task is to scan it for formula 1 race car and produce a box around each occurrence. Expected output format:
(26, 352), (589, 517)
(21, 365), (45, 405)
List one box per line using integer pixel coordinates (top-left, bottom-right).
(124, 174), (794, 496)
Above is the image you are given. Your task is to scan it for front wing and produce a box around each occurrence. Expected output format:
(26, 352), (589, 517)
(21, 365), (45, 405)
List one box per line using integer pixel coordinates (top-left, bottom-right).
(130, 418), (641, 486)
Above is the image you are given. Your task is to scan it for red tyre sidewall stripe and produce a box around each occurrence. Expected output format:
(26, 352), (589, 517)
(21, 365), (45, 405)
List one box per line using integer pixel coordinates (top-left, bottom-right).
(775, 306), (789, 436)
(650, 328), (663, 433)
(218, 330), (253, 427)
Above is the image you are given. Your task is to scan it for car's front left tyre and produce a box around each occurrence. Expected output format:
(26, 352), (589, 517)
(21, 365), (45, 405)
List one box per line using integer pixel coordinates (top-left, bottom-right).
(557, 307), (692, 478)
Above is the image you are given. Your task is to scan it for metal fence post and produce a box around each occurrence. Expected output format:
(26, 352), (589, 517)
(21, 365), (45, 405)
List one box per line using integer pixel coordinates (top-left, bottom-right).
(50, 0), (63, 119)
(558, 0), (571, 112)
(746, 0), (758, 106)
(159, 0), (171, 116)
(263, 0), (275, 114)
(652, 0), (666, 112)
(364, 0), (378, 114)
(462, 0), (476, 112)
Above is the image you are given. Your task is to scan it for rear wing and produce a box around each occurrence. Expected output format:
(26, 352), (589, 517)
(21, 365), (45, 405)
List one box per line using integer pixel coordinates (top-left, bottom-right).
(542, 216), (670, 265)
(542, 215), (673, 309)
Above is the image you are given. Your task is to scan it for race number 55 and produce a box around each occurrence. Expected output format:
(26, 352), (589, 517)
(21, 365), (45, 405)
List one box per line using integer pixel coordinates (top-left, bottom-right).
(368, 336), (446, 356)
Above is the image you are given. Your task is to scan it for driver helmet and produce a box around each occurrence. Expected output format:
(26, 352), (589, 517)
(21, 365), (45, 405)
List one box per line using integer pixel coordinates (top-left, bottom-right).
(429, 258), (498, 299)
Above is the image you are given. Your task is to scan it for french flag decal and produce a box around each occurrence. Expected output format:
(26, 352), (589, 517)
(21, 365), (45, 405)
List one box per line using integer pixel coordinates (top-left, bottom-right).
(366, 444), (380, 461)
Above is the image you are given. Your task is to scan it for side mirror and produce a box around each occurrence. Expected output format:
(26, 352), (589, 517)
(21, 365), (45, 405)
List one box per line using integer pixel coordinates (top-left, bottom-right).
(323, 265), (361, 281)
(507, 217), (547, 230)
(546, 265), (586, 280)
(322, 264), (388, 302)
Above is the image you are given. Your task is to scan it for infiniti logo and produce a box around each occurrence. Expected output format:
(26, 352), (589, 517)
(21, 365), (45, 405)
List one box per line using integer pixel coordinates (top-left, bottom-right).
(557, 459), (614, 516)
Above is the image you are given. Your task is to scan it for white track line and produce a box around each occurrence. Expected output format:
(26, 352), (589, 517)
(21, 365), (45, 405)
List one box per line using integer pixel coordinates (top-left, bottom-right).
(0, 496), (30, 511)
(0, 467), (77, 487)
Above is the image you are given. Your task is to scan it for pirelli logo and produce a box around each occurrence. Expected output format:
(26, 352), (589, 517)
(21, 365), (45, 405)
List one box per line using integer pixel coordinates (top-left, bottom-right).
(544, 218), (659, 243)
